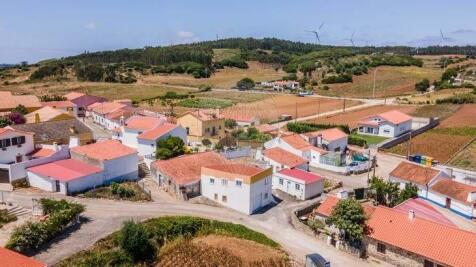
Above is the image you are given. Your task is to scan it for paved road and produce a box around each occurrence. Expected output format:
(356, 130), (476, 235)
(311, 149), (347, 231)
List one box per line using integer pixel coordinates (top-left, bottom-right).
(80, 117), (112, 140)
(7, 191), (393, 267)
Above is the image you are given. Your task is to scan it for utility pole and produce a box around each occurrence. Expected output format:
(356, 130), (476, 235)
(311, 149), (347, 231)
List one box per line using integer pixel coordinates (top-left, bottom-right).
(367, 149), (371, 186)
(406, 131), (412, 159)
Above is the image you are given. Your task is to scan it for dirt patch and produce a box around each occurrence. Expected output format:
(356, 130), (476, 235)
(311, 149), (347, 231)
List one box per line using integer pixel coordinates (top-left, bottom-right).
(307, 105), (417, 129)
(224, 95), (361, 123)
(409, 104), (461, 120)
(448, 140), (476, 171)
(439, 104), (476, 128)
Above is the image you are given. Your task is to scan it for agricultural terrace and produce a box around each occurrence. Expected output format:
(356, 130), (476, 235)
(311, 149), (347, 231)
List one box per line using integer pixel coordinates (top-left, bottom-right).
(307, 105), (417, 129)
(224, 95), (361, 123)
(141, 61), (286, 89)
(386, 104), (476, 163)
(316, 66), (442, 98)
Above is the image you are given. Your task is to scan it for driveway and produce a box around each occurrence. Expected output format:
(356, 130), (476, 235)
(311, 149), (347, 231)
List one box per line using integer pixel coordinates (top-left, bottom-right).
(6, 191), (393, 267)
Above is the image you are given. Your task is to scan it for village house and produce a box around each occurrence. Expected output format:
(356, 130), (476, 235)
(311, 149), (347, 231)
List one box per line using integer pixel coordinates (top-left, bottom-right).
(25, 106), (74, 123)
(272, 168), (324, 200)
(200, 163), (273, 214)
(222, 112), (260, 128)
(302, 128), (348, 152)
(0, 91), (42, 114)
(41, 100), (75, 114)
(176, 109), (225, 141)
(260, 147), (309, 172)
(428, 179), (476, 219)
(255, 124), (279, 137)
(357, 110), (412, 138)
(150, 151), (228, 200)
(0, 247), (47, 267)
(64, 91), (106, 117)
(90, 102), (129, 129)
(0, 127), (34, 164)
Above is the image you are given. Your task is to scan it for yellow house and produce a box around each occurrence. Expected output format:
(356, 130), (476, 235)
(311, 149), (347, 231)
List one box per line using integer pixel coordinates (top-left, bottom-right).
(177, 110), (225, 140)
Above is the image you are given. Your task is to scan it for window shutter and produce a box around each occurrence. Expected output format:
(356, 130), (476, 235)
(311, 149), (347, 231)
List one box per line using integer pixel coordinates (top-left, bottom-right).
(19, 136), (26, 144)
(11, 137), (17, 146)
(5, 139), (11, 147)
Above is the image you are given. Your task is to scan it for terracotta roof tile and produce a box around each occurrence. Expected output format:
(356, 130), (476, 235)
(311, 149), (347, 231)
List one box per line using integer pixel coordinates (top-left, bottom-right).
(263, 147), (308, 168)
(152, 151), (228, 186)
(430, 179), (476, 204)
(0, 247), (46, 267)
(281, 134), (312, 151)
(137, 123), (178, 141)
(255, 124), (278, 133)
(71, 140), (137, 161)
(378, 110), (412, 124)
(303, 128), (348, 142)
(64, 91), (85, 100)
(315, 195), (340, 217)
(278, 168), (324, 184)
(179, 110), (224, 121)
(28, 148), (55, 158)
(27, 159), (102, 181)
(393, 198), (456, 227)
(124, 116), (163, 131)
(91, 102), (126, 115)
(0, 91), (41, 110)
(203, 164), (264, 176)
(390, 161), (440, 186)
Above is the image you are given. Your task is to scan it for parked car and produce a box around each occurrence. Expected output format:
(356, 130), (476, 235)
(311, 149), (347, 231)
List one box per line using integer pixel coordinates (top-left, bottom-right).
(306, 253), (330, 267)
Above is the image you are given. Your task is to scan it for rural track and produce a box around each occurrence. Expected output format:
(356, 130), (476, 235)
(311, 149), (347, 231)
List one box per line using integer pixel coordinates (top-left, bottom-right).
(6, 191), (393, 267)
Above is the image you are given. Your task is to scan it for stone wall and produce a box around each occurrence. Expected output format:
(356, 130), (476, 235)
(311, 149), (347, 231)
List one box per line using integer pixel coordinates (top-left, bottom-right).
(364, 238), (428, 267)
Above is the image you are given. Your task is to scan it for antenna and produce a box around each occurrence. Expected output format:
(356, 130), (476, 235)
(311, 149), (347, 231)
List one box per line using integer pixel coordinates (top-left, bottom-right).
(306, 22), (325, 45)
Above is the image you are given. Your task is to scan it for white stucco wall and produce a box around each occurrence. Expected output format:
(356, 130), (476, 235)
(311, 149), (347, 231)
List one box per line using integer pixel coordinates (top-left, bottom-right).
(0, 132), (34, 164)
(27, 171), (55, 192)
(260, 156), (309, 173)
(427, 190), (474, 218)
(28, 170), (105, 195)
(102, 154), (139, 181)
(272, 172), (323, 200)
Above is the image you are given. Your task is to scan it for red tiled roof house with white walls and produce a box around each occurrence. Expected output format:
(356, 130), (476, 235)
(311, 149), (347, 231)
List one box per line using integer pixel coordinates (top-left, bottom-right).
(357, 110), (412, 138)
(0, 127), (34, 165)
(0, 247), (47, 267)
(428, 179), (476, 219)
(260, 147), (309, 172)
(272, 168), (324, 200)
(200, 164), (273, 215)
(90, 102), (128, 130)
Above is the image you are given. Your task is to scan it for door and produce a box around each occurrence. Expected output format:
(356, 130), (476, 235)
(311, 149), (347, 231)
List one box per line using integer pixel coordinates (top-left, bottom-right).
(287, 181), (291, 193)
(445, 198), (451, 209)
(55, 180), (61, 192)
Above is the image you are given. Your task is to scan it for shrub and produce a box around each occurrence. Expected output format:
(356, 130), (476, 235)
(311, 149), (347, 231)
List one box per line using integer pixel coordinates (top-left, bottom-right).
(218, 57), (248, 69)
(225, 119), (238, 129)
(287, 122), (350, 134)
(436, 93), (476, 104)
(307, 218), (325, 232)
(117, 221), (155, 262)
(236, 77), (255, 90)
(0, 209), (17, 228)
(348, 135), (367, 147)
(8, 112), (26, 125)
(322, 74), (352, 84)
(156, 136), (185, 160)
(201, 138), (212, 146)
(282, 73), (297, 81)
(111, 183), (136, 198)
(10, 104), (28, 115)
(415, 78), (430, 92)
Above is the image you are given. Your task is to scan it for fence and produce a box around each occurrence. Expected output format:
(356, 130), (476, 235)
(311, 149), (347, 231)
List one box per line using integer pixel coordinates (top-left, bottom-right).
(378, 117), (440, 150)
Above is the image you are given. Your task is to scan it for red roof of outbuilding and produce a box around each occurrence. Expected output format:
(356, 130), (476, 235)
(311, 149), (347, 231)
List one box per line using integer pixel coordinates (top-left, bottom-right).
(0, 247), (46, 267)
(71, 140), (137, 161)
(430, 179), (476, 204)
(27, 159), (102, 181)
(138, 123), (179, 141)
(390, 161), (441, 186)
(393, 198), (456, 227)
(278, 169), (324, 184)
(263, 147), (308, 168)
(315, 195), (340, 217)
(303, 128), (348, 142)
(378, 110), (412, 124)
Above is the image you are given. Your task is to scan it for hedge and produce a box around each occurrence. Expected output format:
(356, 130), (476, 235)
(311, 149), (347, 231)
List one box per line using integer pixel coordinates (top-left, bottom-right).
(287, 122), (350, 134)
(348, 135), (367, 147)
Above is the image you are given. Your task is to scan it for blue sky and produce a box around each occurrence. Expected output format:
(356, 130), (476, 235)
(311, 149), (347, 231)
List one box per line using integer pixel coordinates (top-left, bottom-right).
(1, 0), (476, 63)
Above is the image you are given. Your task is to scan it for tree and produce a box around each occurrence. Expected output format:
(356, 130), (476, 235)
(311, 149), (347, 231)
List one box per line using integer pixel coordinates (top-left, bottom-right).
(398, 183), (418, 204)
(326, 198), (367, 242)
(117, 221), (154, 262)
(155, 136), (185, 160)
(415, 78), (430, 92)
(224, 119), (237, 129)
(201, 138), (212, 147)
(236, 77), (255, 90)
(8, 113), (26, 125)
(0, 117), (12, 127)
(11, 105), (27, 115)
(441, 68), (458, 82)
(369, 176), (400, 207)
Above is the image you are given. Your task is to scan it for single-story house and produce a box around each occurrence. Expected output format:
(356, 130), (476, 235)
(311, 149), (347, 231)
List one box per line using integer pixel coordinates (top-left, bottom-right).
(70, 139), (139, 182)
(260, 147), (309, 172)
(200, 163), (273, 214)
(0, 127), (34, 164)
(357, 110), (412, 138)
(428, 179), (476, 219)
(150, 151), (228, 200)
(27, 159), (104, 195)
(302, 128), (348, 152)
(272, 168), (324, 200)
(90, 102), (128, 130)
(255, 124), (279, 137)
(389, 161), (450, 199)
(264, 133), (328, 165)
(0, 247), (46, 267)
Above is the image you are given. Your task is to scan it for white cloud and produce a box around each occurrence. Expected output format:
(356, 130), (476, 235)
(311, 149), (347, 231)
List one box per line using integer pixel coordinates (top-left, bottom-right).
(85, 22), (97, 30)
(177, 31), (194, 38)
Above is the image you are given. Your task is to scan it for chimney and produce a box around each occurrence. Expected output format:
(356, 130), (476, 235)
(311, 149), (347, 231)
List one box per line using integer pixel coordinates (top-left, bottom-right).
(408, 210), (415, 220)
(317, 134), (323, 147)
(337, 190), (348, 199)
(34, 113), (40, 123)
(120, 115), (125, 126)
(53, 142), (59, 152)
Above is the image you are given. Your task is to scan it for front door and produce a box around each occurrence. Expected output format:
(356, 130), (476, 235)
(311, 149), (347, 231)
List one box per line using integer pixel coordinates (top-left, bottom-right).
(445, 198), (451, 209)
(287, 181), (291, 192)
(55, 180), (61, 192)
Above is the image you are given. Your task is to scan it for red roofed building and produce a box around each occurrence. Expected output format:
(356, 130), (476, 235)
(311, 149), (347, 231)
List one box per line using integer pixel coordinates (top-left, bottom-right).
(273, 168), (324, 200)
(261, 147), (309, 172)
(151, 151), (228, 199)
(0, 247), (46, 267)
(302, 128), (348, 152)
(357, 109), (412, 138)
(64, 92), (106, 117)
(222, 111), (259, 128)
(90, 102), (128, 129)
(428, 179), (476, 219)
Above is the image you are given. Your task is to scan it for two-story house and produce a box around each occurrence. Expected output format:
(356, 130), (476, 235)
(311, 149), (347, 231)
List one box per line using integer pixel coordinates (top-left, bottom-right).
(177, 110), (225, 141)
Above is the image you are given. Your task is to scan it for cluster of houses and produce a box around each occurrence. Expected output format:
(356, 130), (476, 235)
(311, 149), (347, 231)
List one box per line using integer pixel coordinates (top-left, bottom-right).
(258, 80), (301, 92)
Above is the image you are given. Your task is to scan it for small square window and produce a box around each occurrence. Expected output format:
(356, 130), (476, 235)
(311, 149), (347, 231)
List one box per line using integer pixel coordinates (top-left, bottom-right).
(295, 184), (301, 190)
(210, 178), (215, 185)
(214, 193), (218, 200)
(377, 243), (386, 254)
(222, 195), (227, 202)
(236, 180), (242, 187)
(279, 178), (283, 185)
(264, 193), (268, 199)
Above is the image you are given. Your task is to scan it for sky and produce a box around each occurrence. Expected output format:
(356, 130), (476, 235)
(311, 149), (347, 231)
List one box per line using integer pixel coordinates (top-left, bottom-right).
(1, 0), (476, 63)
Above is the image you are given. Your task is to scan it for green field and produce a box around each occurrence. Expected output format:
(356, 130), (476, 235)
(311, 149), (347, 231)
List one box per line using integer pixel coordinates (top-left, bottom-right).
(179, 98), (233, 109)
(351, 133), (389, 145)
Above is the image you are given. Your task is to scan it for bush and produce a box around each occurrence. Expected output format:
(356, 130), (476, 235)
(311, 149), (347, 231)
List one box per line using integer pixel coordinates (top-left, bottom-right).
(348, 135), (367, 147)
(436, 93), (476, 104)
(282, 73), (297, 81)
(156, 136), (185, 160)
(117, 221), (155, 262)
(322, 74), (352, 84)
(178, 98), (232, 109)
(307, 218), (325, 232)
(201, 139), (212, 146)
(0, 209), (17, 228)
(286, 122), (350, 134)
(236, 77), (255, 90)
(218, 57), (248, 69)
(225, 119), (238, 129)
(8, 112), (26, 125)
(111, 183), (136, 198)
(415, 78), (430, 92)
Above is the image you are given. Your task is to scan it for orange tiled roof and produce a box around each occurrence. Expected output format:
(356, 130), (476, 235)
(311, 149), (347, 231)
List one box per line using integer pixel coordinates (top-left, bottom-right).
(41, 100), (74, 108)
(390, 161), (440, 186)
(179, 109), (224, 121)
(367, 206), (476, 267)
(91, 102), (126, 115)
(255, 124), (278, 133)
(0, 247), (46, 267)
(0, 91), (41, 110)
(203, 163), (264, 177)
(28, 148), (55, 158)
(303, 128), (348, 142)
(64, 91), (85, 100)
(152, 151), (228, 186)
(263, 147), (308, 168)
(138, 123), (179, 141)
(281, 134), (312, 150)
(315, 195), (340, 217)
(430, 179), (476, 204)
(378, 110), (412, 125)
(71, 140), (137, 161)
(0, 127), (34, 137)
(125, 116), (163, 131)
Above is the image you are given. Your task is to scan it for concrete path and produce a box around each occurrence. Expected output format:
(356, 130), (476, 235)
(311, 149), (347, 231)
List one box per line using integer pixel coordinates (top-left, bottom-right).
(6, 191), (393, 267)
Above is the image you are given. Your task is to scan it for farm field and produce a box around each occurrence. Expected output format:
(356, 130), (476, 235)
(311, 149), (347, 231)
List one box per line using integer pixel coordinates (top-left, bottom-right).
(141, 61), (286, 89)
(386, 104), (476, 163)
(398, 88), (473, 104)
(316, 66), (442, 98)
(409, 104), (461, 120)
(448, 140), (476, 171)
(307, 105), (417, 129)
(224, 95), (361, 123)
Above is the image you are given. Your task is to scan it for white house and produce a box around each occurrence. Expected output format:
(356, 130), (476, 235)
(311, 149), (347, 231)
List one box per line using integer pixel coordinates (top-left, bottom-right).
(222, 112), (260, 128)
(302, 128), (348, 152)
(272, 168), (324, 200)
(428, 179), (476, 219)
(357, 110), (412, 138)
(0, 127), (34, 164)
(70, 140), (139, 181)
(389, 161), (450, 199)
(260, 147), (309, 172)
(90, 102), (128, 130)
(200, 163), (273, 215)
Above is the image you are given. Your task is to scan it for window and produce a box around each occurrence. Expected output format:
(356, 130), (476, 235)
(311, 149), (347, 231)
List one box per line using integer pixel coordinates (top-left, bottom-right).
(0, 138), (11, 148)
(235, 180), (242, 187)
(424, 260), (435, 267)
(209, 178), (215, 185)
(279, 178), (283, 185)
(383, 129), (390, 133)
(377, 243), (386, 254)
(186, 127), (190, 134)
(295, 184), (301, 190)
(222, 195), (227, 202)
(221, 179), (228, 186)
(264, 177), (270, 185)
(214, 193), (218, 200)
(264, 193), (268, 199)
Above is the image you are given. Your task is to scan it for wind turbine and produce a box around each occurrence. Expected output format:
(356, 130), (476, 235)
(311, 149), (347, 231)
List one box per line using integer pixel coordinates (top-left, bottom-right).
(306, 22), (325, 45)
(344, 31), (356, 47)
(439, 29), (451, 46)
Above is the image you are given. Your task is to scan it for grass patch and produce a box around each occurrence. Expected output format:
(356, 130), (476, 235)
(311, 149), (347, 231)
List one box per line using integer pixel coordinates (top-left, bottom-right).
(410, 104), (460, 120)
(79, 182), (151, 202)
(449, 140), (476, 171)
(0, 209), (17, 228)
(56, 216), (281, 267)
(350, 133), (388, 145)
(179, 98), (233, 109)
